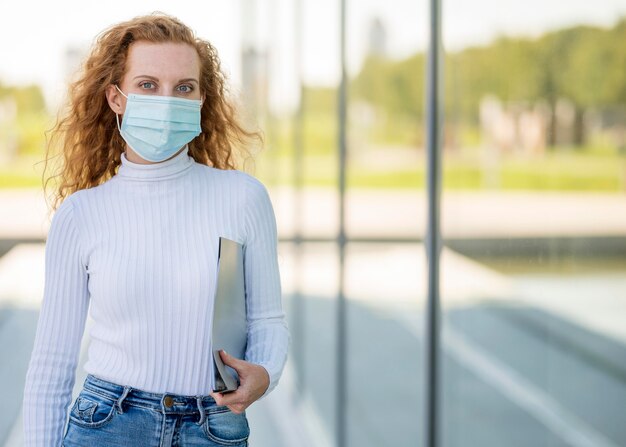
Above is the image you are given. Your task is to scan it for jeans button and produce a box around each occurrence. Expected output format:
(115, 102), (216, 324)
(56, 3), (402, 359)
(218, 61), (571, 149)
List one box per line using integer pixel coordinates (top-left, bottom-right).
(164, 396), (174, 407)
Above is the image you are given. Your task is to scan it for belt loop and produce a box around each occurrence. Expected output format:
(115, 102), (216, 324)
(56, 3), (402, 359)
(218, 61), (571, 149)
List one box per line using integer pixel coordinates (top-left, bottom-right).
(196, 396), (206, 426)
(116, 386), (131, 414)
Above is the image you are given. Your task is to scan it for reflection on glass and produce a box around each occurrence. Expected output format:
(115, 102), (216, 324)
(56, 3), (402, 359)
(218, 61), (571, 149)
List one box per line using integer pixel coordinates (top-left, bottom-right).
(440, 4), (626, 446)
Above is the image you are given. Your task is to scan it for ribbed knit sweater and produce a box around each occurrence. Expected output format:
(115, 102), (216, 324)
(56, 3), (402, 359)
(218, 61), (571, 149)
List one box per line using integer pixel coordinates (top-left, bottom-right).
(22, 144), (290, 446)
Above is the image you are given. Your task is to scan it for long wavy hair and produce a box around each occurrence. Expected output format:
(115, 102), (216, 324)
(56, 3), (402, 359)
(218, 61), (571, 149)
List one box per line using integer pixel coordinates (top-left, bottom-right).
(43, 12), (262, 213)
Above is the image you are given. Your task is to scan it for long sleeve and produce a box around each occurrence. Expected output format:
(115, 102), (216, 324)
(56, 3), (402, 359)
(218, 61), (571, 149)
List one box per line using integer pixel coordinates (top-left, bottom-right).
(22, 196), (90, 447)
(242, 176), (290, 400)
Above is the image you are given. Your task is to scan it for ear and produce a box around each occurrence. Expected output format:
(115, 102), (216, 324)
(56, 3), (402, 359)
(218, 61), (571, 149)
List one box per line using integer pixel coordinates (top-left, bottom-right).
(105, 84), (126, 114)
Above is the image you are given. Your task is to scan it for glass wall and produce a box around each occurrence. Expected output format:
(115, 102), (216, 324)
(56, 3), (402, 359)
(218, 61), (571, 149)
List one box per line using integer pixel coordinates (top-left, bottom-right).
(440, 1), (626, 446)
(343, 1), (428, 446)
(265, 0), (626, 446)
(256, 0), (433, 445)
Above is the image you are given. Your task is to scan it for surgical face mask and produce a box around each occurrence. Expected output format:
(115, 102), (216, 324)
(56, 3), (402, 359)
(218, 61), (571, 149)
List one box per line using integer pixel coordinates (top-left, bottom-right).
(114, 85), (203, 162)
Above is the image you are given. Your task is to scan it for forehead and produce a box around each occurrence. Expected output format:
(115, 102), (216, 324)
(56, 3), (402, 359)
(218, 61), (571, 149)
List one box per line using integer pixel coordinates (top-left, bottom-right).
(125, 40), (200, 79)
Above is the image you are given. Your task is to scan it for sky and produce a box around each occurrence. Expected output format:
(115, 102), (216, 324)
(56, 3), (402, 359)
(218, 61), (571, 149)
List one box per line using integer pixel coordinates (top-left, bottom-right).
(0, 0), (625, 113)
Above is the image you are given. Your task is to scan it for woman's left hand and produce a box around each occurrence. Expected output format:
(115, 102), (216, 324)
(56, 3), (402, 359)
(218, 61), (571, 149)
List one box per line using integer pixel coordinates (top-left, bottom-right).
(209, 350), (270, 414)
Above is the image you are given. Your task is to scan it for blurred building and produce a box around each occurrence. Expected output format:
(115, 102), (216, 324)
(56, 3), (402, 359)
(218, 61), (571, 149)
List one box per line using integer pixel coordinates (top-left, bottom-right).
(241, 46), (269, 129)
(368, 17), (388, 58)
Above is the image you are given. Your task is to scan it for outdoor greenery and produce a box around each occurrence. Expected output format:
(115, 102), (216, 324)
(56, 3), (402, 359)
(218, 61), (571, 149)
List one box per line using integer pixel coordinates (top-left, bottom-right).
(350, 17), (626, 147)
(1, 19), (625, 191)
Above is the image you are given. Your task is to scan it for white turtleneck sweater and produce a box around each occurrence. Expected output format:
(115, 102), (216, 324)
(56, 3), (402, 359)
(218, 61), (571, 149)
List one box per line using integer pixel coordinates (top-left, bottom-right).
(22, 145), (290, 447)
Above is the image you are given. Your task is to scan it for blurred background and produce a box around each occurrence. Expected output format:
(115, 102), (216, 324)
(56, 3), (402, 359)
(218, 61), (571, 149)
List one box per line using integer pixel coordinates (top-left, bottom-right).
(1, 0), (626, 446)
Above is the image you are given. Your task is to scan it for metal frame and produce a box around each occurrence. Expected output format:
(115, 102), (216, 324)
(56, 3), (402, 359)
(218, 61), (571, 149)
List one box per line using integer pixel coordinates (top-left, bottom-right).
(336, 0), (349, 446)
(424, 0), (443, 445)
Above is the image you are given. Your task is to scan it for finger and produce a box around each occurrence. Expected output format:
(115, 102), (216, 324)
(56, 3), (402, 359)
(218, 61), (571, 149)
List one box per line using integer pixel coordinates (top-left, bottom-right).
(211, 389), (244, 407)
(219, 350), (246, 373)
(210, 391), (238, 406)
(229, 403), (247, 414)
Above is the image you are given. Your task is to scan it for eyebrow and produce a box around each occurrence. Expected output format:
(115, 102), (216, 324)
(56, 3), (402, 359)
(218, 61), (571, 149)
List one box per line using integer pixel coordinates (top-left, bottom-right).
(132, 75), (199, 84)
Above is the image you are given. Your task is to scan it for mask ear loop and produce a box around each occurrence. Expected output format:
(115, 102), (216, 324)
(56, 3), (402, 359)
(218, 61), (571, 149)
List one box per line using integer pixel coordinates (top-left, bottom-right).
(115, 84), (128, 99)
(114, 85), (128, 134)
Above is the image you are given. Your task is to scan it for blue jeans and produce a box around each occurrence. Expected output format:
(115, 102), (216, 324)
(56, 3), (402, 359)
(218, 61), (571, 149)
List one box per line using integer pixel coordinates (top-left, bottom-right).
(62, 374), (250, 446)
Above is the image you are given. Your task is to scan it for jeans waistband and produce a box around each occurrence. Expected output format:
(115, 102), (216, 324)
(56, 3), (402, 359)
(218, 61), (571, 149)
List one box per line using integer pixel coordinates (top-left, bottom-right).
(82, 374), (221, 423)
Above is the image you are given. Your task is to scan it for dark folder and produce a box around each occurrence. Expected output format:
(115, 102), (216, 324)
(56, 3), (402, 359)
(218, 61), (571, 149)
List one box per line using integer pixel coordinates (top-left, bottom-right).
(211, 236), (248, 393)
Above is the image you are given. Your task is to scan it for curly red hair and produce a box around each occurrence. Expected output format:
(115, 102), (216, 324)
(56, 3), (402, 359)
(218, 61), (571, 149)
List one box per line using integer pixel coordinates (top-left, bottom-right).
(43, 12), (262, 212)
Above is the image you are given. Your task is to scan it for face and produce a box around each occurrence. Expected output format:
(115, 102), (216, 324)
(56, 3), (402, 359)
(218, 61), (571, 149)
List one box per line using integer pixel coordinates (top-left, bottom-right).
(106, 40), (204, 164)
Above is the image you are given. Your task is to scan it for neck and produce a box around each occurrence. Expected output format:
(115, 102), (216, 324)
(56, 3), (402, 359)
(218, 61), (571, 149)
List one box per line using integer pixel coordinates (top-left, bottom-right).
(116, 145), (194, 181)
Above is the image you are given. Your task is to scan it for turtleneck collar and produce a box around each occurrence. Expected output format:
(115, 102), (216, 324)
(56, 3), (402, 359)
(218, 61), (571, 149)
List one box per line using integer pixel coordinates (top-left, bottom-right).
(116, 145), (194, 181)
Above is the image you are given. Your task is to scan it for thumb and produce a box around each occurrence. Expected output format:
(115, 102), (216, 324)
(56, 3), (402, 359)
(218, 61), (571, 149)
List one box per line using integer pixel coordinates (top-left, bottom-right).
(220, 350), (244, 372)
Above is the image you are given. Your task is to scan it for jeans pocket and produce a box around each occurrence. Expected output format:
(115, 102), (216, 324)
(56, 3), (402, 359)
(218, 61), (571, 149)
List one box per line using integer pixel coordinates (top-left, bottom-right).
(68, 390), (118, 429)
(202, 406), (250, 446)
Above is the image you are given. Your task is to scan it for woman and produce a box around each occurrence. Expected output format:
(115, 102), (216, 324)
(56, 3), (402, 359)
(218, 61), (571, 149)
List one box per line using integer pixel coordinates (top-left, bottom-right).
(22, 12), (289, 447)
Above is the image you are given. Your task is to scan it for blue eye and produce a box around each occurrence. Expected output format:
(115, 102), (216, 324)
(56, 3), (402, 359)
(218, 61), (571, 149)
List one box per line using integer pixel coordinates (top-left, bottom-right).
(140, 81), (155, 89)
(177, 85), (193, 93)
